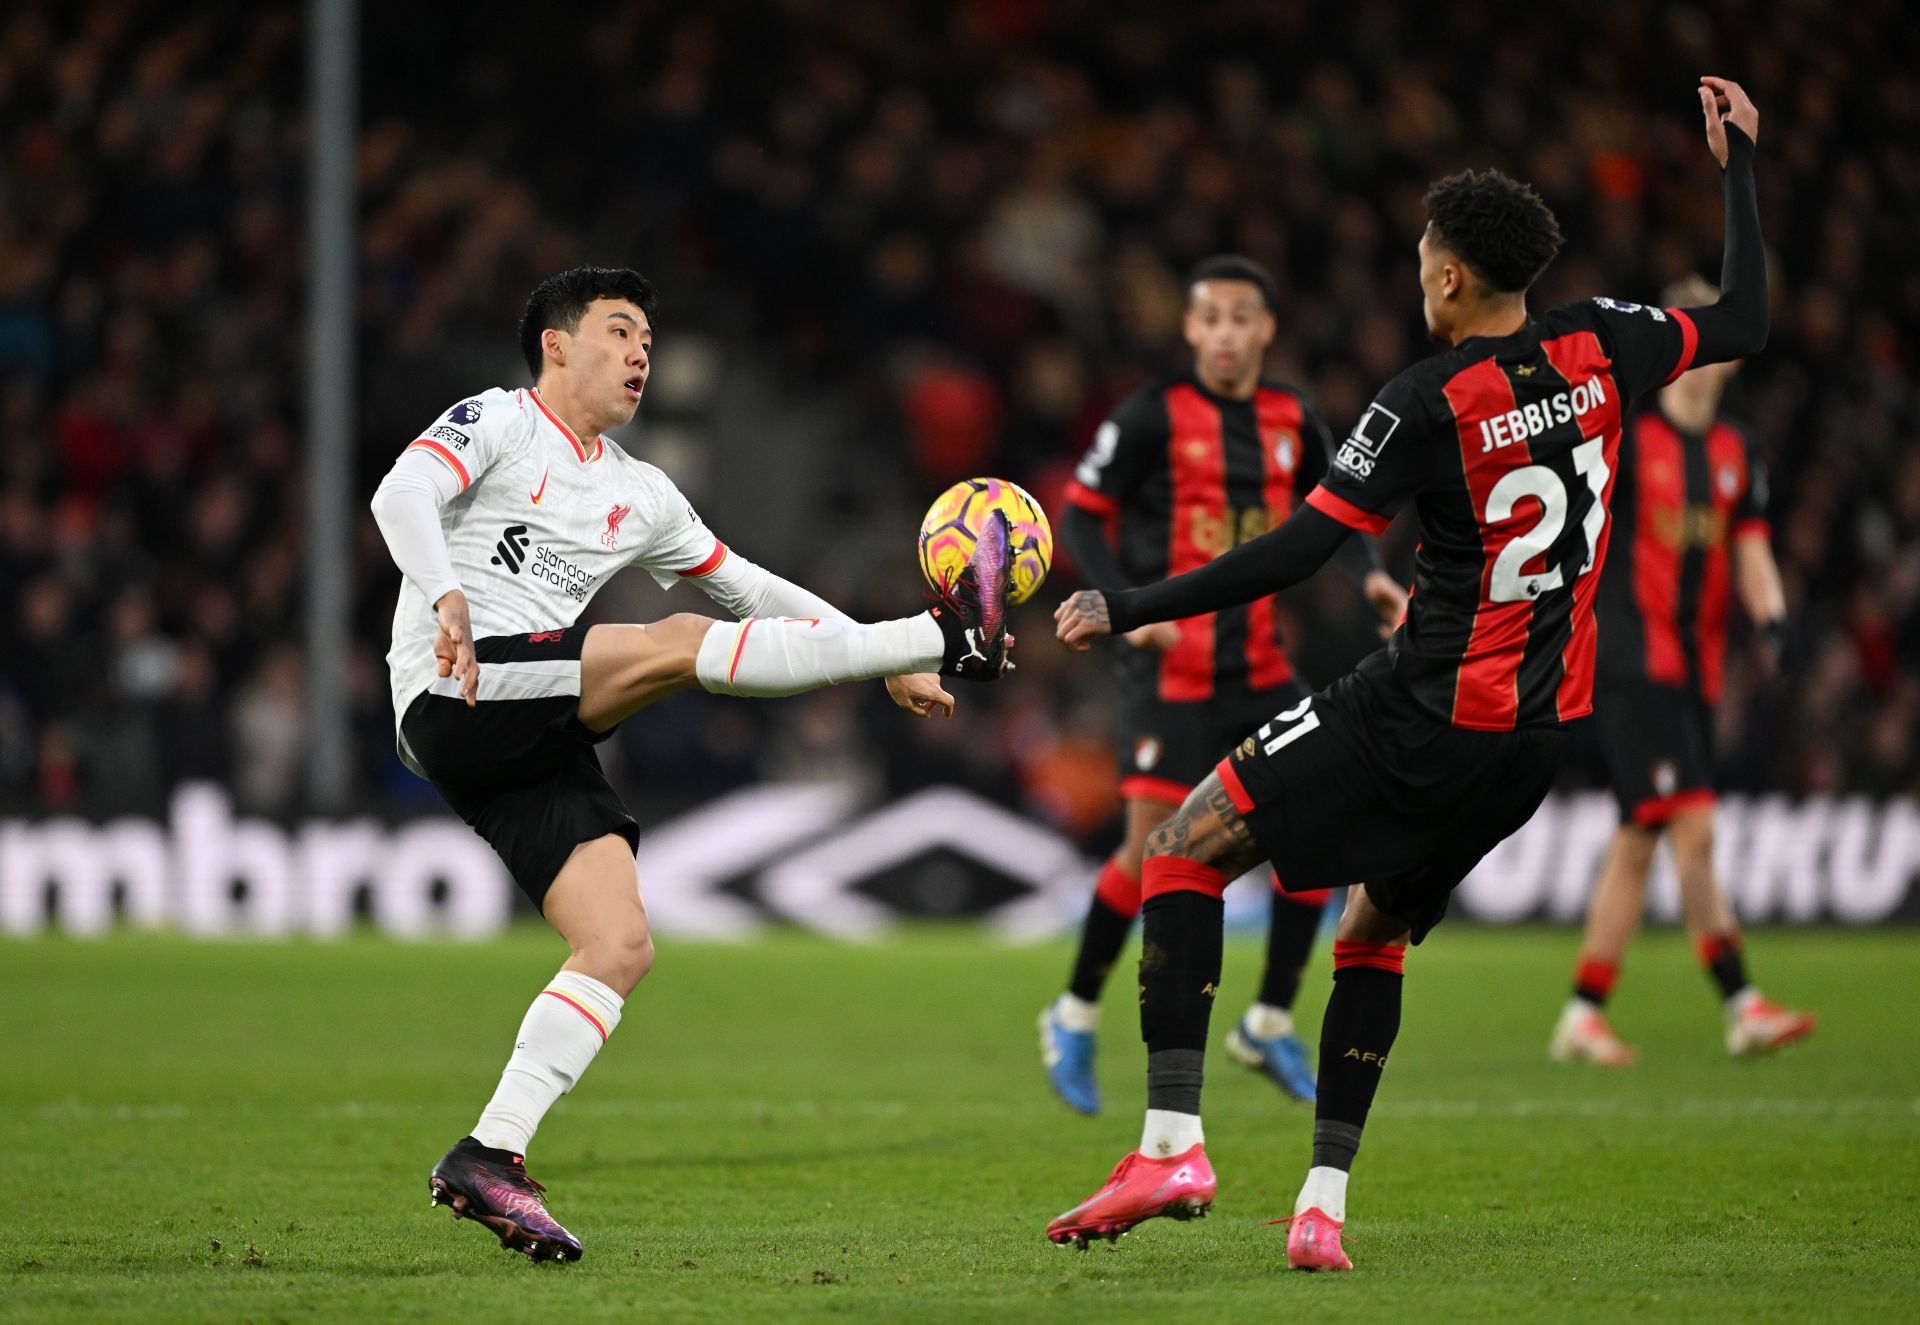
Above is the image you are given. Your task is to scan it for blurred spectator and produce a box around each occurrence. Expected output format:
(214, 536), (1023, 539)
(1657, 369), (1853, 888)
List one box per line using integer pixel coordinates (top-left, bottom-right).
(2, 0), (1917, 828)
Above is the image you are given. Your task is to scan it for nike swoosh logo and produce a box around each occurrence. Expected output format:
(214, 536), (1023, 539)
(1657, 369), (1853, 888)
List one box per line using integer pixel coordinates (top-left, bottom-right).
(530, 468), (549, 504)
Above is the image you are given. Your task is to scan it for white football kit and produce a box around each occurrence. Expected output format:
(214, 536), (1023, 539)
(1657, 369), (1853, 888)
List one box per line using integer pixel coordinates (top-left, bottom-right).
(382, 388), (729, 730)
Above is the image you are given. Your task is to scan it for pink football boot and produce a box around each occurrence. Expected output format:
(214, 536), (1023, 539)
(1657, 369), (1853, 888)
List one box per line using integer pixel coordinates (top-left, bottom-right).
(1284, 1206), (1352, 1271)
(1046, 1144), (1217, 1247)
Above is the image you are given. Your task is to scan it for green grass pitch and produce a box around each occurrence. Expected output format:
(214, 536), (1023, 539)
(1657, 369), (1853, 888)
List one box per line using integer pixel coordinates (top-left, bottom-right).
(6, 925), (1916, 1323)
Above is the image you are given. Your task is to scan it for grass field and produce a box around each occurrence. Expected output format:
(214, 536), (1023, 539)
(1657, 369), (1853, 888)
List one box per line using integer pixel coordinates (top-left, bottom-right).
(6, 925), (1915, 1323)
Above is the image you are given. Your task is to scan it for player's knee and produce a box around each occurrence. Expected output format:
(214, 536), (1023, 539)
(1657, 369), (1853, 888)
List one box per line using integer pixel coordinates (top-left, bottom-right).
(1668, 808), (1715, 864)
(1141, 814), (1196, 862)
(577, 915), (656, 995)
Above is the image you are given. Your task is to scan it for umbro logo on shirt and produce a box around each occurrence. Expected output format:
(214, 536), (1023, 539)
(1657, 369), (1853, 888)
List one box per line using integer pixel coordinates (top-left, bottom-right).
(491, 524), (531, 573)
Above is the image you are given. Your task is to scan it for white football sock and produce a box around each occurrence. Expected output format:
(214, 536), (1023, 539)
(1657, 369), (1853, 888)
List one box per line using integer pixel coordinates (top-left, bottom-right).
(695, 614), (944, 697)
(1244, 1001), (1294, 1039)
(472, 970), (624, 1155)
(1139, 1108), (1204, 1158)
(1295, 1165), (1349, 1223)
(1053, 992), (1100, 1034)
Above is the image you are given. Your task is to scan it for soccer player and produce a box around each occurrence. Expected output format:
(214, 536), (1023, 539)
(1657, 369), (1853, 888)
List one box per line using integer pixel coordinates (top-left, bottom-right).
(1044, 78), (1768, 1270)
(370, 266), (1013, 1262)
(1040, 255), (1406, 1114)
(1552, 273), (1814, 1067)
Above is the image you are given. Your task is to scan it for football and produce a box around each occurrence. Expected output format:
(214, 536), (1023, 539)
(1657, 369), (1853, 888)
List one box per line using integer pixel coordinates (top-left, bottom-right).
(917, 477), (1054, 605)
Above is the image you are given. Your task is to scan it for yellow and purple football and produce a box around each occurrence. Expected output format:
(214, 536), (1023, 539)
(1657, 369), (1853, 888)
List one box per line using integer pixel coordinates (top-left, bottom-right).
(917, 477), (1053, 605)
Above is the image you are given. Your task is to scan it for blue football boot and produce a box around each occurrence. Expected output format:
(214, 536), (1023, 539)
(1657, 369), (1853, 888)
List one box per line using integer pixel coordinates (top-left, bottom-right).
(1225, 1011), (1317, 1103)
(1038, 1001), (1100, 1115)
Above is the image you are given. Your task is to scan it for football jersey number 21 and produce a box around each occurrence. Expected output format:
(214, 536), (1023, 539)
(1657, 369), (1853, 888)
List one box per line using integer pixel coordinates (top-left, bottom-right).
(1485, 436), (1610, 603)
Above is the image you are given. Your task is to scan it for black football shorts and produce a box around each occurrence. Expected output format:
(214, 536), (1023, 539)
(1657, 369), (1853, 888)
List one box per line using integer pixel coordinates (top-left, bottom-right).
(1593, 675), (1717, 826)
(1214, 650), (1567, 942)
(399, 625), (637, 909)
(1113, 676), (1308, 805)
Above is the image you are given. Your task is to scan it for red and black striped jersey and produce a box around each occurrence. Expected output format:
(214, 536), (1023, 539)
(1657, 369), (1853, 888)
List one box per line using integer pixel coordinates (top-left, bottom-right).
(1596, 411), (1768, 705)
(1305, 297), (1702, 731)
(1064, 372), (1335, 703)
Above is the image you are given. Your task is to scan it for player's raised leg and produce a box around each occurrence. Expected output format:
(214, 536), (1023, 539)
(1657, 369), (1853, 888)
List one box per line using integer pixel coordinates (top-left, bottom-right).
(430, 834), (651, 1262)
(1551, 825), (1654, 1067)
(571, 514), (1012, 732)
(1040, 799), (1172, 1115)
(1667, 806), (1816, 1056)
(1284, 885), (1410, 1272)
(1226, 879), (1329, 1101)
(1046, 772), (1264, 1246)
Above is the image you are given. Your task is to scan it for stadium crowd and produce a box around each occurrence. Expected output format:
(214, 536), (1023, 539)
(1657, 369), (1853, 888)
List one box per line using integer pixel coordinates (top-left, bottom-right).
(2, 0), (1916, 834)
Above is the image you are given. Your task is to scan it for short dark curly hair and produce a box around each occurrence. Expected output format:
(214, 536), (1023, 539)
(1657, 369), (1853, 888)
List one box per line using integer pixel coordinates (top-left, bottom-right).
(1187, 254), (1278, 313)
(1423, 170), (1564, 295)
(518, 266), (658, 379)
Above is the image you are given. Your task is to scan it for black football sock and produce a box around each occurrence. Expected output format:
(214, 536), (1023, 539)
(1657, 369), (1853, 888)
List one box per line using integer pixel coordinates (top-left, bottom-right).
(1138, 858), (1228, 1114)
(1312, 941), (1405, 1172)
(1259, 881), (1328, 1011)
(1697, 933), (1750, 1002)
(1066, 859), (1141, 1003)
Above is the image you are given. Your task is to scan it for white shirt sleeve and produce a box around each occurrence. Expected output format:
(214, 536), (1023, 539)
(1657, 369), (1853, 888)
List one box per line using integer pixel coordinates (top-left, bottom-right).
(689, 549), (851, 623)
(369, 389), (520, 606)
(401, 390), (516, 492)
(369, 448), (464, 607)
(634, 472), (728, 588)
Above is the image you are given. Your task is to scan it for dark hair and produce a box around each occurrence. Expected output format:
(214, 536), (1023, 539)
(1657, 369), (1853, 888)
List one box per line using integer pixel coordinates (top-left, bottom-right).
(1186, 254), (1278, 313)
(1422, 170), (1564, 294)
(518, 266), (659, 379)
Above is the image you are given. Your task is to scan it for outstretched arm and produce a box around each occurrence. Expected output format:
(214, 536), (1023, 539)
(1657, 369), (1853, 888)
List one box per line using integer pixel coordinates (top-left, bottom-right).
(1056, 504), (1354, 649)
(1681, 77), (1768, 365)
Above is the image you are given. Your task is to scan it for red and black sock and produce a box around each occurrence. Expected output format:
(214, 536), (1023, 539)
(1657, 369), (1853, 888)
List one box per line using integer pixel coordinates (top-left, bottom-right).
(1572, 954), (1619, 1008)
(1066, 859), (1141, 1003)
(1259, 878), (1330, 1010)
(1138, 857), (1227, 1114)
(1311, 939), (1405, 1172)
(1697, 932), (1750, 1001)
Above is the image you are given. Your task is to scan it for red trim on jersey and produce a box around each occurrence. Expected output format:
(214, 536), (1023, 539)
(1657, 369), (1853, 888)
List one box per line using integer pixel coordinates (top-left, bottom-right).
(1733, 518), (1771, 541)
(1630, 415), (1689, 689)
(1160, 384), (1226, 702)
(1332, 940), (1405, 974)
(1695, 422), (1748, 705)
(1215, 757), (1254, 815)
(1541, 331), (1623, 722)
(677, 540), (729, 578)
(1661, 308), (1700, 385)
(1443, 358), (1531, 730)
(1631, 788), (1717, 826)
(529, 388), (595, 462)
(1245, 390), (1304, 690)
(1141, 855), (1228, 901)
(1118, 774), (1192, 806)
(407, 438), (471, 488)
(1305, 485), (1390, 534)
(540, 988), (609, 1042)
(1062, 478), (1120, 517)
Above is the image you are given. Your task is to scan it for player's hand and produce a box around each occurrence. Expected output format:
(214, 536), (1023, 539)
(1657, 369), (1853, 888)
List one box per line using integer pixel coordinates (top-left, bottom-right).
(1054, 590), (1113, 651)
(1700, 76), (1759, 167)
(1363, 569), (1409, 639)
(886, 672), (954, 718)
(1122, 621), (1182, 651)
(433, 589), (479, 707)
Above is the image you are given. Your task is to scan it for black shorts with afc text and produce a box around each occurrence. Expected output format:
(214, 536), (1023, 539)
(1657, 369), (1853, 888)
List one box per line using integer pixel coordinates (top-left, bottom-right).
(399, 625), (638, 909)
(1214, 650), (1568, 942)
